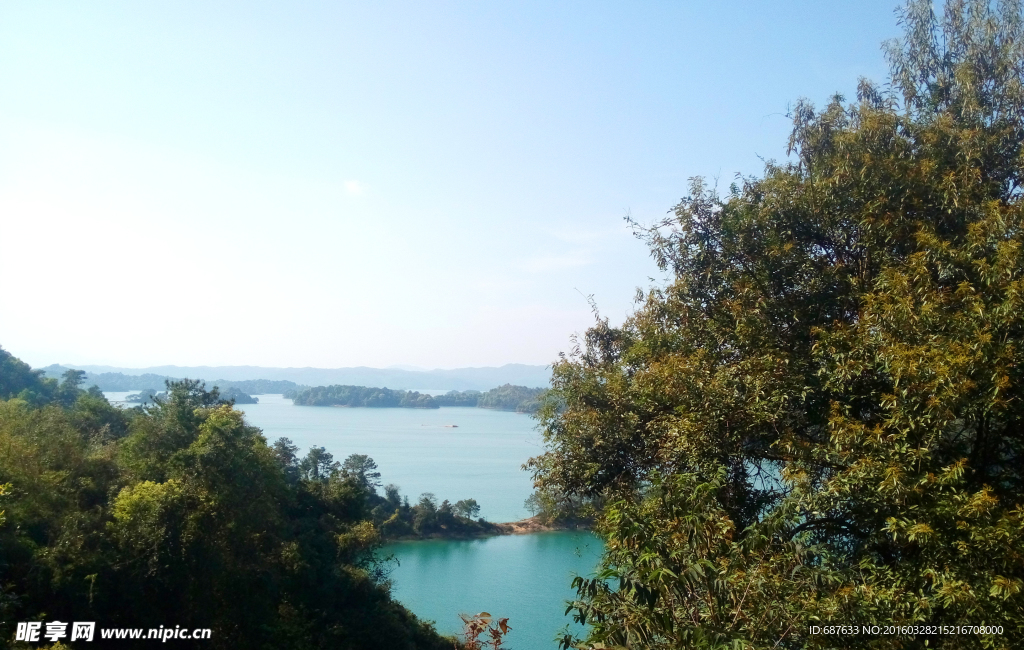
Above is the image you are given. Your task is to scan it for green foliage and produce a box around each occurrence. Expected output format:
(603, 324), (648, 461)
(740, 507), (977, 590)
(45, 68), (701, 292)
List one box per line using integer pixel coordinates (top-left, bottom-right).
(454, 499), (481, 519)
(533, 2), (1024, 648)
(288, 385), (439, 408)
(288, 384), (546, 413)
(435, 385), (547, 413)
(0, 349), (111, 414)
(0, 346), (57, 405)
(0, 361), (455, 649)
(477, 384), (547, 413)
(374, 486), (496, 538)
(298, 445), (341, 481)
(269, 448), (495, 540)
(522, 485), (593, 526)
(343, 454), (383, 490)
(377, 492), (493, 538)
(0, 482), (10, 526)
(433, 390), (483, 407)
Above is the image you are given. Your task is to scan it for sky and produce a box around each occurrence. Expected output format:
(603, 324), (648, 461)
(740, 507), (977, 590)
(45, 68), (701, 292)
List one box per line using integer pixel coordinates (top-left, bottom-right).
(1, 0), (900, 370)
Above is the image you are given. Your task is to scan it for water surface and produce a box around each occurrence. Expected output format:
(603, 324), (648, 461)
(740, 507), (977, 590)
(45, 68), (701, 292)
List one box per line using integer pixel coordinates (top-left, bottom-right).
(105, 391), (602, 646)
(237, 395), (543, 523)
(385, 531), (602, 649)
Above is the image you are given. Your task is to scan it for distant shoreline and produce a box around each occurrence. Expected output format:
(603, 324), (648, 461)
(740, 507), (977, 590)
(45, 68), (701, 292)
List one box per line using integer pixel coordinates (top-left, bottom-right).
(388, 516), (591, 542)
(494, 515), (590, 535)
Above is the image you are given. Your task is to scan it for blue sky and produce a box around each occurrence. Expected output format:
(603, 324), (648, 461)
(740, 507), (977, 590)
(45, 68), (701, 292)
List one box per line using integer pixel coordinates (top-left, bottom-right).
(1, 1), (899, 369)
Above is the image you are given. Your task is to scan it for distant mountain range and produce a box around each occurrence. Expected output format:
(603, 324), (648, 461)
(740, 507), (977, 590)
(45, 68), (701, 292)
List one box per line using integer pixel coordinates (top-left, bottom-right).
(38, 363), (551, 392)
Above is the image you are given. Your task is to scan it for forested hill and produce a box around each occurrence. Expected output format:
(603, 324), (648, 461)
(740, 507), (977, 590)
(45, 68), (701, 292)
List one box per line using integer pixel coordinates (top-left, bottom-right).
(40, 365), (177, 391)
(41, 363), (551, 391)
(0, 345), (455, 649)
(39, 365), (304, 394)
(287, 383), (547, 413)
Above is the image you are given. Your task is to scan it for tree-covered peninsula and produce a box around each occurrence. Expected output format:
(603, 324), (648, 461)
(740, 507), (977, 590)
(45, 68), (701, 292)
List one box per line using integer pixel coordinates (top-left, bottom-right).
(287, 383), (547, 413)
(286, 385), (438, 408)
(0, 345), (456, 650)
(269, 443), (499, 539)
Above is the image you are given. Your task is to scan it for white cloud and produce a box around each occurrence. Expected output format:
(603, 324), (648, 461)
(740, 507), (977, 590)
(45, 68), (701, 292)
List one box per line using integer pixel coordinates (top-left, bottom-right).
(343, 180), (364, 196)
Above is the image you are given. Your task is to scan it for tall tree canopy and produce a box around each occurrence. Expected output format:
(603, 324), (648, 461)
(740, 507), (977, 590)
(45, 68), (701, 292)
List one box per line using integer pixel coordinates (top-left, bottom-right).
(531, 2), (1024, 648)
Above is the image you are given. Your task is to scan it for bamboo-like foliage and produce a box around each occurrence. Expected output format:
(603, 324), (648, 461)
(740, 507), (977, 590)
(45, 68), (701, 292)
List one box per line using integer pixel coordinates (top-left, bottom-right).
(532, 2), (1024, 648)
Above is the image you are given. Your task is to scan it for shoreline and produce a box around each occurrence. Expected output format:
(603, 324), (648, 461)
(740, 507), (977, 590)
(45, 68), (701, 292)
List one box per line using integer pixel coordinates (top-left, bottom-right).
(493, 515), (589, 535)
(386, 516), (591, 542)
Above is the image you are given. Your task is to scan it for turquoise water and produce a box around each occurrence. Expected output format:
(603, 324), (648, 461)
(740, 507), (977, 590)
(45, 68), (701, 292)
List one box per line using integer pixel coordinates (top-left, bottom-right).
(237, 394), (545, 522)
(108, 392), (603, 646)
(384, 531), (602, 649)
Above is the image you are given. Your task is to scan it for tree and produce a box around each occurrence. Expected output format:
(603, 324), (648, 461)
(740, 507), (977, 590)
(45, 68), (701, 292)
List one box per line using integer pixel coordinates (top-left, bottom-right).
(0, 345), (56, 404)
(532, 2), (1024, 648)
(523, 493), (541, 517)
(343, 453), (383, 490)
(454, 498), (481, 519)
(51, 370), (88, 408)
(299, 446), (339, 482)
(272, 436), (299, 466)
(418, 493), (438, 510)
(384, 483), (402, 506)
(413, 493), (438, 534)
(272, 437), (300, 483)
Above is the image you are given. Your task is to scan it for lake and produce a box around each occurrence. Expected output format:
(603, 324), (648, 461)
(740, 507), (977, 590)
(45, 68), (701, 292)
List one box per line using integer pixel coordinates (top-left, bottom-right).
(384, 531), (602, 649)
(230, 395), (602, 648)
(104, 391), (545, 522)
(104, 391), (602, 646)
(237, 393), (542, 522)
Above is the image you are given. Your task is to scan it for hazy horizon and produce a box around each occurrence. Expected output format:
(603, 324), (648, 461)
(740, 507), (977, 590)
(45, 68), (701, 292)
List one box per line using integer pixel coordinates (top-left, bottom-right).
(38, 360), (549, 373)
(35, 359), (554, 391)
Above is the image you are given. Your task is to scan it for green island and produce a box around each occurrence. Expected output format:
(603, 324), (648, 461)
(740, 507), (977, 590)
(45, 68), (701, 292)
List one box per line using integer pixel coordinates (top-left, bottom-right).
(217, 386), (259, 404)
(285, 383), (546, 413)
